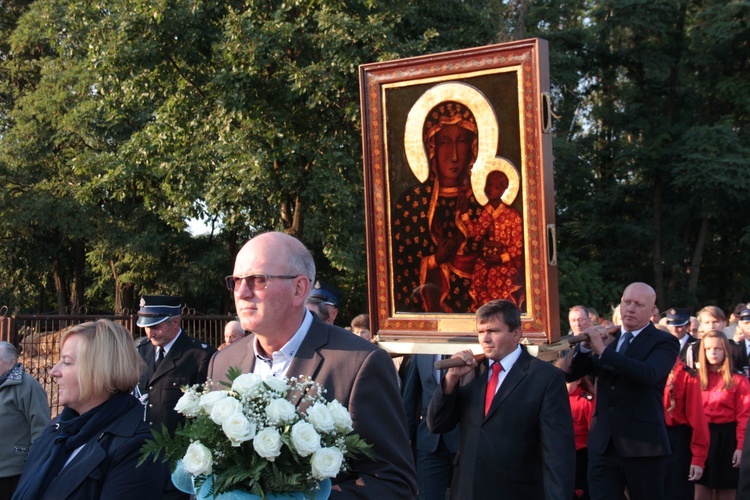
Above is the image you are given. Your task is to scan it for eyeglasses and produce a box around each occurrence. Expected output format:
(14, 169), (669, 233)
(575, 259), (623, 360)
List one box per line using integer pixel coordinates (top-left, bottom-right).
(225, 274), (299, 292)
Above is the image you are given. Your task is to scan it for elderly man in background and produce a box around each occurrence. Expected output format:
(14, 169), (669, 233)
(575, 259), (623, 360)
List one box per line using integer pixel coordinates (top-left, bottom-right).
(0, 341), (50, 499)
(209, 232), (417, 498)
(218, 320), (245, 350)
(569, 305), (592, 336)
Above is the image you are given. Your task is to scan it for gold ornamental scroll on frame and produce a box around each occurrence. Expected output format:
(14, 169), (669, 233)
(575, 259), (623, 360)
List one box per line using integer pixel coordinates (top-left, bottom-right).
(359, 39), (559, 349)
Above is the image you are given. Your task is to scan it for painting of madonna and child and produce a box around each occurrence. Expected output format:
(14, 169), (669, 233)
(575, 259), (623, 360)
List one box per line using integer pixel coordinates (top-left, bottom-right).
(388, 76), (526, 315)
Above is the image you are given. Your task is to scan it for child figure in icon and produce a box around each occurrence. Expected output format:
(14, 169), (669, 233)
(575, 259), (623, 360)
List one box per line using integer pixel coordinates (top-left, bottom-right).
(458, 169), (524, 309)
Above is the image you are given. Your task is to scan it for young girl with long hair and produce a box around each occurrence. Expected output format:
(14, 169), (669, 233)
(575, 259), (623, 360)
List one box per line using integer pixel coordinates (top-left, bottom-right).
(695, 330), (750, 500)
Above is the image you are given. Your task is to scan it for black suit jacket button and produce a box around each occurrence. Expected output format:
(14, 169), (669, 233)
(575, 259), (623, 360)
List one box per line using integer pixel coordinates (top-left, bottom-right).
(609, 407), (614, 412)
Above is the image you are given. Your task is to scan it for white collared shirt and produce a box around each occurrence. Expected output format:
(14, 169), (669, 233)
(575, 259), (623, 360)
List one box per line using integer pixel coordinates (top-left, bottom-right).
(614, 325), (647, 352)
(253, 309), (313, 379)
(487, 344), (522, 396)
(157, 330), (182, 362)
(679, 334), (689, 350)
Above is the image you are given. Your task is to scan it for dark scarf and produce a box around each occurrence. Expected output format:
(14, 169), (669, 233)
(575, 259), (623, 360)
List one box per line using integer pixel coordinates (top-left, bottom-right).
(12, 392), (133, 500)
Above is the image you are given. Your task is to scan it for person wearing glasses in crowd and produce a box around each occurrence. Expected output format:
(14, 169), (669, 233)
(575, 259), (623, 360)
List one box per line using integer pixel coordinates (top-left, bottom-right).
(208, 232), (417, 498)
(568, 305), (592, 336)
(135, 295), (216, 499)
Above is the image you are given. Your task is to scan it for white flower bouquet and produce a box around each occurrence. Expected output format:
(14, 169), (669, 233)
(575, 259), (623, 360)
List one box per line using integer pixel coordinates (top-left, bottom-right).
(140, 368), (371, 498)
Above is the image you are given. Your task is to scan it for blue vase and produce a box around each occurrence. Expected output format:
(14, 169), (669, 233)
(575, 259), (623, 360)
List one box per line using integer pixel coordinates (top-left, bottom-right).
(172, 461), (332, 500)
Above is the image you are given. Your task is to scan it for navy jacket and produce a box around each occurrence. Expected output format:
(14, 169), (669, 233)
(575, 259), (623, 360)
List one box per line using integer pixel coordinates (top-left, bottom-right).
(137, 330), (215, 435)
(14, 395), (164, 499)
(567, 323), (679, 457)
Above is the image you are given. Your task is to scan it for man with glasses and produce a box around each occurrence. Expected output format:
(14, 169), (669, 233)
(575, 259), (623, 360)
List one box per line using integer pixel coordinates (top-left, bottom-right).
(569, 305), (592, 336)
(209, 232), (417, 499)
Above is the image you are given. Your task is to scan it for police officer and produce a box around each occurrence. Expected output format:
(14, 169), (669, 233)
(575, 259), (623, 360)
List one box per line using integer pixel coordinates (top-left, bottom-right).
(135, 295), (215, 435)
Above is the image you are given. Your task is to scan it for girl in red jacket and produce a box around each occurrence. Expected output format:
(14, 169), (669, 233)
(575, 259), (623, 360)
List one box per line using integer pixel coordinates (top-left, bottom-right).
(696, 330), (750, 500)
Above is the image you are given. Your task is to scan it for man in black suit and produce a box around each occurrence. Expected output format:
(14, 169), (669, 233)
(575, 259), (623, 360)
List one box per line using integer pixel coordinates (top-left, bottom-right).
(135, 295), (216, 435)
(427, 299), (575, 499)
(665, 308), (699, 368)
(567, 282), (680, 500)
(402, 354), (460, 499)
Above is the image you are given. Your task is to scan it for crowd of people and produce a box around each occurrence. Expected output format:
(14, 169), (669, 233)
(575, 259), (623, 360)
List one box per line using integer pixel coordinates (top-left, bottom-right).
(3, 231), (750, 499)
(560, 297), (750, 500)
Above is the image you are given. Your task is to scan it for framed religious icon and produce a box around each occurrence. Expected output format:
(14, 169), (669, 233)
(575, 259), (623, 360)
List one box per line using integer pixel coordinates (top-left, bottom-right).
(359, 38), (559, 347)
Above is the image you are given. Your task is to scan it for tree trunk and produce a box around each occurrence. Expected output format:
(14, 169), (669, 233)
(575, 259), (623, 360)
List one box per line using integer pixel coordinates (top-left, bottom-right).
(652, 176), (664, 310)
(688, 214), (709, 293)
(69, 240), (85, 310)
(52, 261), (68, 313)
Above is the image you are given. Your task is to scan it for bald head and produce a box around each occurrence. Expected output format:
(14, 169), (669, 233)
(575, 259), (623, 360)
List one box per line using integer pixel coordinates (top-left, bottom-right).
(620, 282), (657, 332)
(232, 232), (314, 349)
(223, 320), (245, 345)
(236, 232), (316, 283)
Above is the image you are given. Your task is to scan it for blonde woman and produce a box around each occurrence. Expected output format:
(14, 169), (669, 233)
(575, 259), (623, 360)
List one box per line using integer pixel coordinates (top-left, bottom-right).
(695, 330), (750, 500)
(12, 320), (165, 499)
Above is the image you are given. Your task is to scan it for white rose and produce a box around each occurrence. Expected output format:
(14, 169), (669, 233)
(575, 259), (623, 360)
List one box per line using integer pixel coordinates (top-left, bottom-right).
(210, 396), (243, 425)
(222, 412), (256, 446)
(290, 421), (321, 457)
(266, 398), (297, 424)
(264, 375), (288, 394)
(232, 373), (263, 397)
(253, 427), (283, 460)
(326, 400), (353, 434)
(174, 390), (201, 417)
(306, 402), (335, 433)
(182, 441), (213, 476)
(199, 391), (228, 416)
(310, 447), (344, 479)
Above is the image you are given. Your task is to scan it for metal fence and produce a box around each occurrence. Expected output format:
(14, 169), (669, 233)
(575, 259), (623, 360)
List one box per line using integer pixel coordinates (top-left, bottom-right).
(0, 307), (234, 416)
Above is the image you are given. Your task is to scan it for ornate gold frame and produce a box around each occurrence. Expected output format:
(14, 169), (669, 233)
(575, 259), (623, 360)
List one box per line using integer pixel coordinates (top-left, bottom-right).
(359, 39), (559, 346)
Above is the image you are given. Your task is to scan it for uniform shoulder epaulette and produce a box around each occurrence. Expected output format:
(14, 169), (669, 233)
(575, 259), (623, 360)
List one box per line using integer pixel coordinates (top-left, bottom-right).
(135, 337), (150, 348)
(188, 337), (213, 350)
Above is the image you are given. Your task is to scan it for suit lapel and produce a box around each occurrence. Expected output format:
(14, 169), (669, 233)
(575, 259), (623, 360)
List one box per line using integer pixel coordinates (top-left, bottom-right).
(150, 331), (186, 383)
(286, 321), (327, 408)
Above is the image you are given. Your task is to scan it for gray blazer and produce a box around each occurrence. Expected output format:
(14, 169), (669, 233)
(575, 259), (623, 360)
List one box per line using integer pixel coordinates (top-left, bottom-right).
(207, 316), (418, 499)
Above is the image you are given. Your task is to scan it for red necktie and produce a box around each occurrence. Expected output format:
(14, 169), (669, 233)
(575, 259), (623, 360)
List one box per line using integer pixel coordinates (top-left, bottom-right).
(484, 362), (502, 416)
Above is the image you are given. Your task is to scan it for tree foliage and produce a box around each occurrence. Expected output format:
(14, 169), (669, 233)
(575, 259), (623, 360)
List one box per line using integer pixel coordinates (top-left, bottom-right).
(1, 0), (748, 325)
